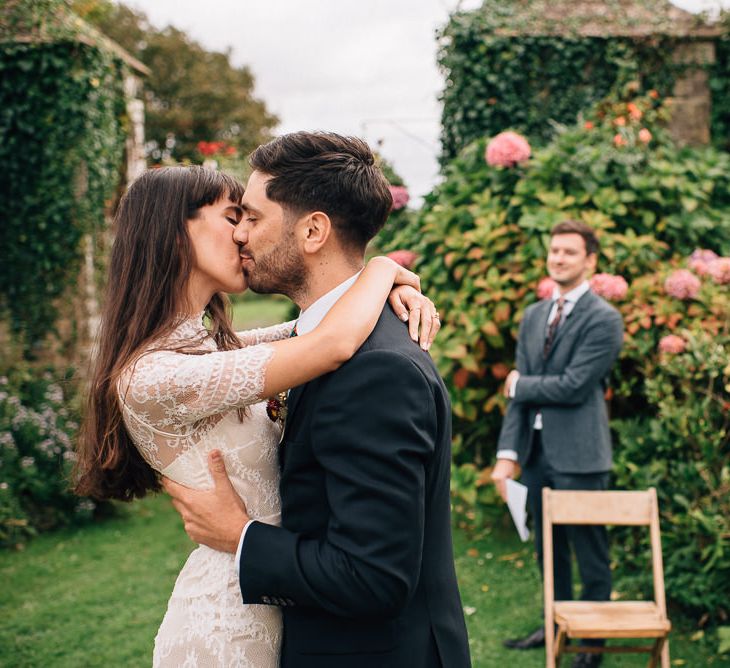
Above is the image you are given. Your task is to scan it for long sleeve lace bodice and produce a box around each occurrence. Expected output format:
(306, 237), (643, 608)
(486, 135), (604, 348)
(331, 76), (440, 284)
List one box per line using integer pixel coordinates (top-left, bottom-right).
(118, 314), (285, 666)
(118, 315), (285, 473)
(236, 319), (295, 346)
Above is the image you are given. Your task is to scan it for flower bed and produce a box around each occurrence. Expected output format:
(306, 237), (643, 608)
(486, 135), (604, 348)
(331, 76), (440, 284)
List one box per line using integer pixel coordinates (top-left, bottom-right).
(385, 93), (730, 622)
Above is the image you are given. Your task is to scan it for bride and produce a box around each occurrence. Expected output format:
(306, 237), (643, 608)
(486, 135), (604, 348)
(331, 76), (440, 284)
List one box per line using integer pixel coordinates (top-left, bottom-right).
(74, 165), (439, 666)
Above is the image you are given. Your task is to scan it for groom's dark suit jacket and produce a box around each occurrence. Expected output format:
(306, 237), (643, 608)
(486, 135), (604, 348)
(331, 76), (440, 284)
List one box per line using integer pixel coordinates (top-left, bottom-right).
(239, 306), (471, 667)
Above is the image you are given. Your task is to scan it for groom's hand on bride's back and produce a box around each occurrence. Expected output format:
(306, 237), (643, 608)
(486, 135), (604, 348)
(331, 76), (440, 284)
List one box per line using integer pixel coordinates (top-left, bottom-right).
(162, 450), (249, 553)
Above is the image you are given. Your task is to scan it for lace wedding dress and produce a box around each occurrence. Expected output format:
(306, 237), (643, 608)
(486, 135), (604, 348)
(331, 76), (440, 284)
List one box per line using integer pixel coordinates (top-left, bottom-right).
(118, 314), (294, 667)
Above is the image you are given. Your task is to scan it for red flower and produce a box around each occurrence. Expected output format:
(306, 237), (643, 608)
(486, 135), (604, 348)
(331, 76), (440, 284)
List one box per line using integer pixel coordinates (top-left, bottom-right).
(197, 140), (233, 157)
(453, 368), (470, 389)
(584, 121), (594, 130)
(388, 185), (410, 211)
(688, 248), (719, 275)
(627, 103), (643, 120)
(708, 257), (730, 285)
(537, 277), (556, 300)
(491, 363), (510, 380)
(664, 269), (701, 300)
(658, 335), (686, 354)
(485, 131), (531, 168)
(590, 273), (628, 300)
(387, 250), (418, 269)
(197, 141), (217, 156)
(266, 391), (288, 425)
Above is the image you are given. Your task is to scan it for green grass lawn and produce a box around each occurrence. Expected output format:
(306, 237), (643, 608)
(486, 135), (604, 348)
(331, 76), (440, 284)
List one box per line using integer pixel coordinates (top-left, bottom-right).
(1, 495), (725, 667)
(2, 296), (725, 666)
(230, 292), (293, 330)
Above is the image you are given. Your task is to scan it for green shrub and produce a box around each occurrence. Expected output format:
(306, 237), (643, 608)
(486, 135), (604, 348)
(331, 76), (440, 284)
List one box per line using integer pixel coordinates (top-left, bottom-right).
(0, 1), (127, 351)
(438, 1), (729, 163)
(611, 325), (729, 618)
(711, 14), (730, 152)
(386, 93), (730, 621)
(0, 368), (96, 548)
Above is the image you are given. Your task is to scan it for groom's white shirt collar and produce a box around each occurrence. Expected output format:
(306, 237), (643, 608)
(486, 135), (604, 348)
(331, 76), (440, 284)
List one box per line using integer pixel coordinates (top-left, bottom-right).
(295, 271), (361, 335)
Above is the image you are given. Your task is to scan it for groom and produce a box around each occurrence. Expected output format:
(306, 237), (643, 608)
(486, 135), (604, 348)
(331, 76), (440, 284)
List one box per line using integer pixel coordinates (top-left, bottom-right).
(164, 131), (471, 667)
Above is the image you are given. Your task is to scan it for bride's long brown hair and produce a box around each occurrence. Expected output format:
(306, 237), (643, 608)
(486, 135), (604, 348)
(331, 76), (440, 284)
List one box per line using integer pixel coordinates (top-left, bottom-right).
(74, 166), (245, 501)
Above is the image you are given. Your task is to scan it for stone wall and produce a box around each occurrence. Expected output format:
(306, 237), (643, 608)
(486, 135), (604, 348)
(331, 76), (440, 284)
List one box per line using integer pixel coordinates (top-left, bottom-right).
(668, 40), (716, 146)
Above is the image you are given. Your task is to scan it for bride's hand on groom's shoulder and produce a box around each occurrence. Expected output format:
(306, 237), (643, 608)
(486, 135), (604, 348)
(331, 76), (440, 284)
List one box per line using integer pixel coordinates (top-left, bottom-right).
(162, 450), (249, 553)
(388, 285), (441, 351)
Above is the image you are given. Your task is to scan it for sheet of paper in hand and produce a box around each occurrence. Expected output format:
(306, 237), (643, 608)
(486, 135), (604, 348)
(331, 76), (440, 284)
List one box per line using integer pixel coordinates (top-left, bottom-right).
(506, 478), (529, 542)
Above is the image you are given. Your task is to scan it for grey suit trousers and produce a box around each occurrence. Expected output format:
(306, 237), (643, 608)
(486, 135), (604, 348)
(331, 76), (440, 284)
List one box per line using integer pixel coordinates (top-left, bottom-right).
(522, 432), (611, 646)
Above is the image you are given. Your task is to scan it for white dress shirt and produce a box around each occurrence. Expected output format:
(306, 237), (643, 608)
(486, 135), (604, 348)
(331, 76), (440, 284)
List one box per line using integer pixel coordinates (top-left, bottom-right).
(497, 280), (590, 462)
(235, 272), (361, 567)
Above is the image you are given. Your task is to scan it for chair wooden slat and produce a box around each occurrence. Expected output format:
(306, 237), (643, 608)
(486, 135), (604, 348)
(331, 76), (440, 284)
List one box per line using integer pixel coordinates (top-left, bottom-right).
(543, 488), (670, 668)
(546, 490), (653, 525)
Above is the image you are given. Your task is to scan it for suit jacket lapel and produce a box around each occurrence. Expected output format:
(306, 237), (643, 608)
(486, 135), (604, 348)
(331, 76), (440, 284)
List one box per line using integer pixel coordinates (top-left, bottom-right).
(279, 384), (306, 469)
(286, 384), (306, 428)
(545, 290), (595, 360)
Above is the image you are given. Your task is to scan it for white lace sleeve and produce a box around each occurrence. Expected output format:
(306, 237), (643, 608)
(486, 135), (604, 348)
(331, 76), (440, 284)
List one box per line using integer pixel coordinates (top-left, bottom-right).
(236, 320), (296, 346)
(119, 344), (274, 431)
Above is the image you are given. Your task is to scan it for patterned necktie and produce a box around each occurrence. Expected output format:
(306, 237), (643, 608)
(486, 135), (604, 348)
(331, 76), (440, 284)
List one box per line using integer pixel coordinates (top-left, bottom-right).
(543, 297), (565, 358)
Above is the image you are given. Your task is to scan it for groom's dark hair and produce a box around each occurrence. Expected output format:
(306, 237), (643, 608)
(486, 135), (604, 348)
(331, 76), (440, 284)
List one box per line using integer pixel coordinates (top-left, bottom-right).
(249, 131), (392, 251)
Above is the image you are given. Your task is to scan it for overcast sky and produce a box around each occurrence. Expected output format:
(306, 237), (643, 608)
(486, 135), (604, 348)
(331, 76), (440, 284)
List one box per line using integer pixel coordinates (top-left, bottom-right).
(125, 0), (728, 204)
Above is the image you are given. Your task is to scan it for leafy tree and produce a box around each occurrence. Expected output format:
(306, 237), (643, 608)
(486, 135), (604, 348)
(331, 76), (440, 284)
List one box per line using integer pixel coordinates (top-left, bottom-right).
(72, 0), (278, 162)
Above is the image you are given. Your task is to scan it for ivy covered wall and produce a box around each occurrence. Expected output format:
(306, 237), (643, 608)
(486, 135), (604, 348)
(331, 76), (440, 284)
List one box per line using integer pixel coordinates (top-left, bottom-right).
(0, 0), (129, 354)
(438, 0), (728, 164)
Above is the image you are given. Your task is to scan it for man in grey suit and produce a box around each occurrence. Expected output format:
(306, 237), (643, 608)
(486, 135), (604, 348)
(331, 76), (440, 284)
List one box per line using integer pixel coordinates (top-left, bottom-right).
(492, 220), (624, 668)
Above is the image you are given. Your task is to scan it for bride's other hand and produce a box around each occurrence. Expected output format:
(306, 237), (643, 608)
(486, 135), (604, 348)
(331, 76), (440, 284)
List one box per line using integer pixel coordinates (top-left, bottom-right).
(388, 286), (441, 350)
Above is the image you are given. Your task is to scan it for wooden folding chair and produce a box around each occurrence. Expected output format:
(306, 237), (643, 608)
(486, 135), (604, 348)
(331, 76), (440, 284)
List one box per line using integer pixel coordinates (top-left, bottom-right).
(543, 488), (671, 668)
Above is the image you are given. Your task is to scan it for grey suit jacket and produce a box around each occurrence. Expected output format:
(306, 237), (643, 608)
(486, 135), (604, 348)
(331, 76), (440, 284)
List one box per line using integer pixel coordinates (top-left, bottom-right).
(497, 289), (624, 473)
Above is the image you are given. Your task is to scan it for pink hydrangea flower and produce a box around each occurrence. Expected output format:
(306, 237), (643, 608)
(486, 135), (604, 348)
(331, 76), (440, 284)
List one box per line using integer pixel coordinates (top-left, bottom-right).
(388, 185), (410, 211)
(664, 269), (701, 300)
(387, 250), (417, 270)
(485, 131), (531, 168)
(658, 335), (686, 354)
(708, 257), (730, 285)
(688, 249), (719, 276)
(590, 273), (629, 300)
(537, 277), (556, 300)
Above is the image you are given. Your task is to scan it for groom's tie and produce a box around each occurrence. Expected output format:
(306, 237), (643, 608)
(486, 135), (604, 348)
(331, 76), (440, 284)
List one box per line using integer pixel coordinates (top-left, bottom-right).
(543, 297), (565, 358)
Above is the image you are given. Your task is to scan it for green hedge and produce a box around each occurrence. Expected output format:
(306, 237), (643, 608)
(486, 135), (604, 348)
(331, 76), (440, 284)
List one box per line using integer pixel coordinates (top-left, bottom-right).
(386, 93), (730, 622)
(438, 2), (728, 163)
(711, 16), (730, 151)
(0, 1), (127, 352)
(0, 1), (126, 545)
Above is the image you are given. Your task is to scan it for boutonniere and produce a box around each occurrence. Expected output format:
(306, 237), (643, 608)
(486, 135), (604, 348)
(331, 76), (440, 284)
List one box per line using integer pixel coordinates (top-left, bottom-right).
(266, 391), (288, 426)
